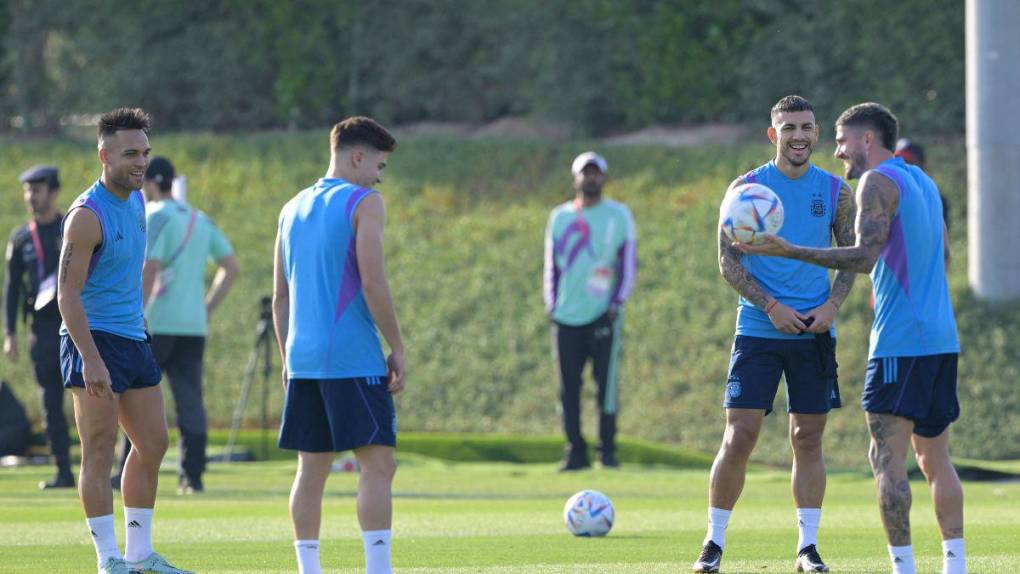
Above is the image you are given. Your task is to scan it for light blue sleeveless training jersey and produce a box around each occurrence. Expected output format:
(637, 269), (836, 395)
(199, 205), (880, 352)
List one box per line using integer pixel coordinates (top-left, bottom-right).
(736, 162), (842, 339)
(869, 157), (959, 359)
(59, 180), (147, 340)
(278, 178), (387, 379)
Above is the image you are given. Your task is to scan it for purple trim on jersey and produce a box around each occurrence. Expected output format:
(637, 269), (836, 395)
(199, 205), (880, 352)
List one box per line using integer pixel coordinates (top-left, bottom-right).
(344, 187), (373, 225)
(334, 237), (362, 322)
(555, 219), (593, 271)
(874, 166), (911, 295)
(882, 216), (911, 295)
(743, 171), (758, 184)
(829, 176), (840, 226)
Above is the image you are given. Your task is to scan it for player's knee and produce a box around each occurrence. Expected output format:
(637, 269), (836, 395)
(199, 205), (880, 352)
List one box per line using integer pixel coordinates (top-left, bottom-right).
(359, 450), (396, 481)
(722, 423), (759, 457)
(790, 424), (823, 454)
(133, 429), (170, 460)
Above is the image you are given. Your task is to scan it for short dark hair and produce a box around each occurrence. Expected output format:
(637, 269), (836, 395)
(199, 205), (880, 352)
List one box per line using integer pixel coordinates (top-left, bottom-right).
(330, 116), (396, 153)
(98, 107), (151, 141)
(836, 103), (899, 151)
(771, 95), (814, 118)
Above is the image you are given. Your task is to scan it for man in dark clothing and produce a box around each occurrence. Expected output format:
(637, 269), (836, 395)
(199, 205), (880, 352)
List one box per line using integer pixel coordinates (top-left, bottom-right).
(3, 165), (74, 488)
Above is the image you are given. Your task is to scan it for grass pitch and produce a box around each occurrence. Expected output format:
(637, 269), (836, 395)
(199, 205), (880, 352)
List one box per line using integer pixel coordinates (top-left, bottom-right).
(1, 456), (1017, 573)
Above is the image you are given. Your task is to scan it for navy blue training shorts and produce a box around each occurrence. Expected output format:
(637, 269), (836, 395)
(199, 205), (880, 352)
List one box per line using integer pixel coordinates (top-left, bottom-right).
(278, 376), (397, 452)
(862, 353), (959, 438)
(61, 331), (162, 394)
(724, 334), (841, 415)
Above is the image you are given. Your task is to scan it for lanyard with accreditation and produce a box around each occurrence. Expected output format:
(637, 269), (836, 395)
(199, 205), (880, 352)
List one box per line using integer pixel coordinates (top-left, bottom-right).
(28, 218), (59, 311)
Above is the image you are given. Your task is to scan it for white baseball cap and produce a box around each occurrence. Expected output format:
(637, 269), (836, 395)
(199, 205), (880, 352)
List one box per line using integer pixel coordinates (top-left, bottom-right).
(571, 151), (608, 176)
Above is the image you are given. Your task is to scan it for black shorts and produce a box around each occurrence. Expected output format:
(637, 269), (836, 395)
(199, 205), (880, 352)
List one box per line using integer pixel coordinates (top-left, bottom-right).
(60, 331), (161, 394)
(725, 334), (841, 415)
(862, 354), (959, 438)
(278, 377), (396, 453)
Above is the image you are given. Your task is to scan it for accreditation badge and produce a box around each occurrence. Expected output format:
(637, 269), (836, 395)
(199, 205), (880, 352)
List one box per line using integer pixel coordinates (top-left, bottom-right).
(586, 265), (613, 298)
(34, 273), (57, 311)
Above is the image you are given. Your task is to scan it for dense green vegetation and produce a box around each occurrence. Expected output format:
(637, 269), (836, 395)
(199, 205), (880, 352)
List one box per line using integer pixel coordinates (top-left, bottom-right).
(2, 132), (1018, 470)
(3, 0), (963, 134)
(1, 457), (1018, 572)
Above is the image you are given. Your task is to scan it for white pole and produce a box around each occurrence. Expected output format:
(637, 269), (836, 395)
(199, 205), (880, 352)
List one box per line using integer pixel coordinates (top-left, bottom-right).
(967, 0), (1020, 301)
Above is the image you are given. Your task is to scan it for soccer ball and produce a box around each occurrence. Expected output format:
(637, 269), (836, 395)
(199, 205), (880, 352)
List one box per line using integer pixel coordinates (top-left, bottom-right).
(719, 183), (784, 244)
(563, 490), (614, 537)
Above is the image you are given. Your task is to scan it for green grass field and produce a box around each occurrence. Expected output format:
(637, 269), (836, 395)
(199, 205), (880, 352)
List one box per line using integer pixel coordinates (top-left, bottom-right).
(1, 456), (1018, 573)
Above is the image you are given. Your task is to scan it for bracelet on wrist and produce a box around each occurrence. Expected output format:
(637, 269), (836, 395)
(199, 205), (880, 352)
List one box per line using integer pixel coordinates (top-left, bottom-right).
(765, 300), (779, 315)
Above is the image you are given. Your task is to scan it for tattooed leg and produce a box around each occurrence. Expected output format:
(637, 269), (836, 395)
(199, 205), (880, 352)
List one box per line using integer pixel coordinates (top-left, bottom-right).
(913, 430), (964, 540)
(866, 412), (914, 546)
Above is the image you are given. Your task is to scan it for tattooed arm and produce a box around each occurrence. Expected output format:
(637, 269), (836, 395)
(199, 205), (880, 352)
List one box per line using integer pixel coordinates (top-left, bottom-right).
(739, 170), (898, 274)
(803, 181), (859, 333)
(57, 207), (113, 399)
(719, 177), (807, 334)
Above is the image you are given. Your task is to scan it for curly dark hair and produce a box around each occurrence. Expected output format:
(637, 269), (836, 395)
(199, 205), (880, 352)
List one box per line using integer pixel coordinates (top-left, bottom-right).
(836, 103), (899, 151)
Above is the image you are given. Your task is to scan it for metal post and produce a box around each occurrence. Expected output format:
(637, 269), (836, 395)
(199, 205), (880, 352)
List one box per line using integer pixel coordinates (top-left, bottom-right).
(967, 0), (1020, 301)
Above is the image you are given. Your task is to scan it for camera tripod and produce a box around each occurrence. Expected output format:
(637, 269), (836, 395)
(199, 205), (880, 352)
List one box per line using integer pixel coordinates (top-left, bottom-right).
(225, 296), (275, 462)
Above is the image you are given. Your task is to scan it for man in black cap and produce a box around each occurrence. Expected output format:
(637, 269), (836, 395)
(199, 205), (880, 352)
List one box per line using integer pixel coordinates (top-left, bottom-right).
(3, 165), (74, 488)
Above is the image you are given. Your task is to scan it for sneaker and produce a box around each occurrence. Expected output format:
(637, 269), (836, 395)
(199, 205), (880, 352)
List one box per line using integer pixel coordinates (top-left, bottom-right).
(600, 451), (620, 469)
(692, 540), (723, 573)
(98, 557), (137, 574)
(128, 552), (195, 574)
(558, 449), (591, 472)
(177, 474), (204, 495)
(795, 544), (829, 572)
(40, 473), (75, 489)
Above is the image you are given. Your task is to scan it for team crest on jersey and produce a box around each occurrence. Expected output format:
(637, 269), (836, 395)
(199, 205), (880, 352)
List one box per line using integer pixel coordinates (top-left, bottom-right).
(810, 192), (826, 218)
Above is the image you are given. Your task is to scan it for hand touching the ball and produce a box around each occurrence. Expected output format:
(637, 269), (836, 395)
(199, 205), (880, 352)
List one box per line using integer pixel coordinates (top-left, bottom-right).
(735, 233), (792, 257)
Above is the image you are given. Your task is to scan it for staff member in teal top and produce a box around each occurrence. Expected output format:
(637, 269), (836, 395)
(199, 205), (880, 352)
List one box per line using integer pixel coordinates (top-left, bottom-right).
(544, 151), (636, 471)
(113, 157), (238, 494)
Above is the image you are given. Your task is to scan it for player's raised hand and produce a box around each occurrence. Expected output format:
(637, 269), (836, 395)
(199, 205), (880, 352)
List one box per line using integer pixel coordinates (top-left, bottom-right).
(767, 301), (809, 334)
(82, 358), (114, 400)
(736, 233), (791, 257)
(387, 350), (406, 395)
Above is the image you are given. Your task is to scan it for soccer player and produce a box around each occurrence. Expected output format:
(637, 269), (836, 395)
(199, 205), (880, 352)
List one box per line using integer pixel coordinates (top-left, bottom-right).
(112, 156), (239, 493)
(58, 108), (193, 574)
(694, 95), (857, 573)
(273, 117), (405, 574)
(740, 102), (965, 574)
(4, 165), (74, 489)
(544, 151), (636, 471)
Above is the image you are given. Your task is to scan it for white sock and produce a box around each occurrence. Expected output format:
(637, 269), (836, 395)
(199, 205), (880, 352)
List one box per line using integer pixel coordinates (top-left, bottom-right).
(704, 507), (731, 549)
(889, 544), (916, 574)
(797, 508), (821, 552)
(123, 507), (154, 563)
(362, 529), (393, 574)
(942, 538), (966, 574)
(294, 540), (322, 574)
(86, 514), (122, 565)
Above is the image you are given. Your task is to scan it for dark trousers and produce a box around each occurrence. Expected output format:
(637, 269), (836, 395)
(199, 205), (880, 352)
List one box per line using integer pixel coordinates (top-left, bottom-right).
(552, 314), (621, 455)
(120, 335), (207, 480)
(29, 322), (71, 476)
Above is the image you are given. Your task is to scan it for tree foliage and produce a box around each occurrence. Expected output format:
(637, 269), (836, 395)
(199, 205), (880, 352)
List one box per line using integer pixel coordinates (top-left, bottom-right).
(1, 0), (964, 134)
